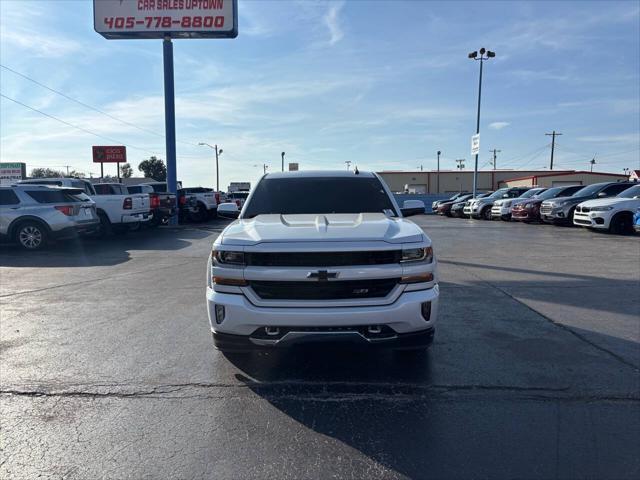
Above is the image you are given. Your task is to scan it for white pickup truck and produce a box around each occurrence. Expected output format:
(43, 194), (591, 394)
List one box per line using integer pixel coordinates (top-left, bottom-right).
(19, 178), (151, 234)
(206, 170), (438, 357)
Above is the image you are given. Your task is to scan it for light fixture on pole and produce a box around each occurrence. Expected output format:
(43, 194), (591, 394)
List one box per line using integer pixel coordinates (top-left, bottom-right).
(199, 142), (222, 192)
(254, 164), (269, 174)
(468, 47), (495, 198)
(345, 161), (352, 171)
(281, 152), (285, 172)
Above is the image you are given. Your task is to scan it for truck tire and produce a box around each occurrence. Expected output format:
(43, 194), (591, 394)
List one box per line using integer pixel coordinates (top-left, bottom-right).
(189, 203), (208, 223)
(609, 212), (633, 235)
(96, 211), (113, 237)
(14, 220), (48, 251)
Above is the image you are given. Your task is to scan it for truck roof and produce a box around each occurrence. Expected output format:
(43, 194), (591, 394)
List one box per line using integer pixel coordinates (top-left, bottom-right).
(264, 170), (376, 179)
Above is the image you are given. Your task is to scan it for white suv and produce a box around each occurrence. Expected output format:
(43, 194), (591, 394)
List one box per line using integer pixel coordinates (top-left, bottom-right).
(206, 171), (438, 355)
(573, 184), (640, 234)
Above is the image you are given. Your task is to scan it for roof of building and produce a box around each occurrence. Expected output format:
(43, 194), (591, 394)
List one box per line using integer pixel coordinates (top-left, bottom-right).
(503, 170), (629, 182)
(377, 169), (573, 174)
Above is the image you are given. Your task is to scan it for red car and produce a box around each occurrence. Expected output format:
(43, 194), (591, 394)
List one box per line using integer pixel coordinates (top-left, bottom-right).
(511, 185), (583, 222)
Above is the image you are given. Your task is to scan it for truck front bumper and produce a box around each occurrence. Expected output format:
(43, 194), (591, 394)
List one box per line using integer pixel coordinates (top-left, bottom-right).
(206, 285), (439, 350)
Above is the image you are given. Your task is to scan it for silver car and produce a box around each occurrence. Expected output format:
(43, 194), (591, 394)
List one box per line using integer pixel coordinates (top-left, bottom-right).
(0, 185), (99, 250)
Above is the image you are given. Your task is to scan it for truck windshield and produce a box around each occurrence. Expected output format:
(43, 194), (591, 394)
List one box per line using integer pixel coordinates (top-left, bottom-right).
(243, 176), (398, 217)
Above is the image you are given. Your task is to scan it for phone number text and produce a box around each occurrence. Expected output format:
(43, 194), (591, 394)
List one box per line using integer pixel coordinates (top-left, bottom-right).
(102, 16), (225, 29)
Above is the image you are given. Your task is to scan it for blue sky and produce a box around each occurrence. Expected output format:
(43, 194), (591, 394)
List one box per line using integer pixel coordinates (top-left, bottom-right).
(1, 0), (639, 188)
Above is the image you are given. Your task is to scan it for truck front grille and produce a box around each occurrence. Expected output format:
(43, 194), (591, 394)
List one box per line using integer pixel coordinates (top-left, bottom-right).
(250, 278), (399, 300)
(246, 251), (401, 267)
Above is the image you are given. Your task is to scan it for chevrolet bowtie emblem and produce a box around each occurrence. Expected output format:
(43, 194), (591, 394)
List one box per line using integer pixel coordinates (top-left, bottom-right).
(307, 270), (339, 281)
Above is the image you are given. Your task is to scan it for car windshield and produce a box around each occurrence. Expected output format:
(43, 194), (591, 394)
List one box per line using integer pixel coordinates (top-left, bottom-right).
(616, 184), (640, 198)
(487, 188), (508, 199)
(243, 176), (397, 217)
(520, 189), (542, 199)
(571, 183), (606, 197)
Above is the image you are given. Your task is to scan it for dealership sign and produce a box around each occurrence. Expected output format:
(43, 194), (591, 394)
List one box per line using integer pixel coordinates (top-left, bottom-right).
(93, 146), (127, 163)
(0, 162), (27, 185)
(93, 0), (238, 39)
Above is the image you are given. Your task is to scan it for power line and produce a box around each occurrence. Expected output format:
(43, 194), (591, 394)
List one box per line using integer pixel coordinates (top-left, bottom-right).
(0, 64), (200, 148)
(1, 93), (163, 156)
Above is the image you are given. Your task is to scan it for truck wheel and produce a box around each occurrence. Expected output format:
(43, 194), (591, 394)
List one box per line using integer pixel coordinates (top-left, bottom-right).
(482, 207), (492, 220)
(609, 212), (633, 235)
(96, 212), (113, 236)
(15, 221), (48, 251)
(189, 204), (208, 223)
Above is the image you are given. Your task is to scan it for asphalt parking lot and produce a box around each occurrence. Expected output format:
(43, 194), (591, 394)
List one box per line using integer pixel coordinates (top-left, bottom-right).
(1, 217), (639, 479)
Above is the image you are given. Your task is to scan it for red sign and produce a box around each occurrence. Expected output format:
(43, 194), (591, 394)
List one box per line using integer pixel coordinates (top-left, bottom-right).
(93, 146), (127, 163)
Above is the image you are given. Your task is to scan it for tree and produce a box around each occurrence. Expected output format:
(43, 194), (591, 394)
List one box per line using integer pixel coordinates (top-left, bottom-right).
(30, 168), (65, 178)
(120, 163), (133, 178)
(138, 156), (166, 181)
(66, 170), (85, 178)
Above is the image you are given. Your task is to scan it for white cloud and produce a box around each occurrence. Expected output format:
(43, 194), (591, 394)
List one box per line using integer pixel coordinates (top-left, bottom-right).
(324, 2), (344, 45)
(489, 122), (511, 130)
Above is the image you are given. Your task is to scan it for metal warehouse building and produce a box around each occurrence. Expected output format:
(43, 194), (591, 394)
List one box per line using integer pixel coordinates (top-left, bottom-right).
(377, 169), (630, 194)
(499, 171), (631, 188)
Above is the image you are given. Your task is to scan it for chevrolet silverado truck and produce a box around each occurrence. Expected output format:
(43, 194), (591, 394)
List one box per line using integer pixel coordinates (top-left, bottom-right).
(207, 171), (438, 356)
(19, 178), (150, 235)
(573, 184), (640, 234)
(540, 181), (634, 225)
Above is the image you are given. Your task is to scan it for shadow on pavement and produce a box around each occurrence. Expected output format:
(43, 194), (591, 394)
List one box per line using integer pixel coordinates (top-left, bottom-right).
(0, 226), (215, 268)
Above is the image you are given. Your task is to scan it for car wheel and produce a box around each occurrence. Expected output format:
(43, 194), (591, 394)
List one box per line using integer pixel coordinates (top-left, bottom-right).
(609, 212), (633, 235)
(567, 208), (576, 225)
(15, 221), (48, 251)
(482, 207), (492, 220)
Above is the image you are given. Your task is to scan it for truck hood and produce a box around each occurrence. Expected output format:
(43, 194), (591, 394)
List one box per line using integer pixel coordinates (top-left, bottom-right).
(220, 213), (425, 246)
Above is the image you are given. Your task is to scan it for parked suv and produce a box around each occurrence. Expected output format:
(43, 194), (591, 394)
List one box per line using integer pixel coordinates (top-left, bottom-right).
(0, 185), (98, 250)
(511, 185), (582, 223)
(491, 187), (546, 221)
(540, 181), (635, 225)
(573, 184), (640, 234)
(207, 171), (438, 355)
(467, 187), (531, 220)
(432, 192), (469, 212)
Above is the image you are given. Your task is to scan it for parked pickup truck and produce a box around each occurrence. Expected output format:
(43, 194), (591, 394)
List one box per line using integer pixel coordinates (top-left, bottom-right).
(19, 178), (151, 235)
(141, 182), (198, 223)
(127, 184), (176, 226)
(181, 187), (218, 221)
(207, 170), (438, 356)
(573, 184), (640, 234)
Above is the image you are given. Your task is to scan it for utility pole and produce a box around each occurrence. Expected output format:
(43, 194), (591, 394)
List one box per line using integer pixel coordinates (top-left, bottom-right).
(64, 165), (71, 176)
(198, 142), (222, 192)
(345, 161), (351, 171)
(545, 130), (562, 170)
(263, 164), (268, 174)
(417, 164), (423, 171)
(489, 149), (501, 169)
(281, 152), (285, 172)
(590, 157), (596, 172)
(436, 150), (441, 193)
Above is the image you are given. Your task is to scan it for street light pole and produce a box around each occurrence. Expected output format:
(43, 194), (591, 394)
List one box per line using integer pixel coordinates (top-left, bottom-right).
(436, 150), (441, 193)
(281, 152), (285, 172)
(468, 48), (495, 198)
(198, 142), (222, 192)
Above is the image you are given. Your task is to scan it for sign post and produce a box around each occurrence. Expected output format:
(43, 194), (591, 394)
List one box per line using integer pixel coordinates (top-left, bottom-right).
(93, 145), (127, 180)
(94, 0), (238, 223)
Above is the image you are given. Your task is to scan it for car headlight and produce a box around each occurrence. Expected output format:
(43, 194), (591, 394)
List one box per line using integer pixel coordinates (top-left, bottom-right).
(212, 248), (245, 265)
(589, 206), (613, 212)
(401, 246), (433, 263)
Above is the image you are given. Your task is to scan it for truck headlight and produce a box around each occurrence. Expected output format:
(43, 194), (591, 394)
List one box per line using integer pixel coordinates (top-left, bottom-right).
(212, 248), (245, 265)
(401, 246), (433, 263)
(589, 206), (613, 211)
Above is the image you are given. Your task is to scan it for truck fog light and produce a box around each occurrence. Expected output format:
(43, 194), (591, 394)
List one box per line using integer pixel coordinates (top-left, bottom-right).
(214, 305), (225, 324)
(421, 302), (432, 321)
